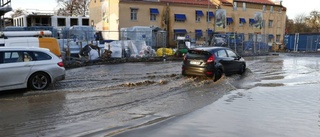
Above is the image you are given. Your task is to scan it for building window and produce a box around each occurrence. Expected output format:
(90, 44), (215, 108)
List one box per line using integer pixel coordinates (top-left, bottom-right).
(239, 18), (246, 26)
(207, 11), (214, 22)
(195, 29), (202, 40)
(249, 18), (254, 26)
(150, 14), (156, 21)
(21, 19), (24, 26)
(233, 2), (237, 10)
(196, 15), (201, 22)
(268, 20), (273, 27)
(278, 7), (283, 13)
(174, 29), (187, 39)
(243, 3), (246, 11)
(270, 6), (274, 13)
(268, 34), (274, 42)
(227, 17), (233, 25)
(276, 34), (281, 42)
(263, 5), (266, 12)
(70, 18), (78, 26)
(207, 15), (211, 22)
(58, 18), (66, 26)
(82, 19), (89, 25)
(131, 8), (138, 21)
(195, 10), (204, 22)
(175, 14), (186, 22)
(150, 8), (159, 21)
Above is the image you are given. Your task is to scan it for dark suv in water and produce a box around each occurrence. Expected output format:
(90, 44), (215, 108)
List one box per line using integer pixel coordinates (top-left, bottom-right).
(182, 47), (246, 81)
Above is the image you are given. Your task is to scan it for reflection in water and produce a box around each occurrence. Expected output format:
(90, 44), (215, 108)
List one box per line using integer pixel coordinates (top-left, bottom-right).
(254, 82), (285, 87)
(115, 55), (320, 137)
(115, 86), (320, 137)
(0, 92), (66, 136)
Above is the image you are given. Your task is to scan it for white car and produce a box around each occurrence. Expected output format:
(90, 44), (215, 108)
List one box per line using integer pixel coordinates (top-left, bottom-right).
(0, 47), (65, 91)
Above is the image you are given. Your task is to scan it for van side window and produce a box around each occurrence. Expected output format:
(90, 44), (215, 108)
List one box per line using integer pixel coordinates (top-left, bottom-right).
(33, 51), (52, 61)
(0, 43), (4, 47)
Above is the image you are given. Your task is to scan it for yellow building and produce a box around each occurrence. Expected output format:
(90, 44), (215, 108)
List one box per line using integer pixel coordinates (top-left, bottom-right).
(89, 0), (286, 47)
(215, 0), (287, 43)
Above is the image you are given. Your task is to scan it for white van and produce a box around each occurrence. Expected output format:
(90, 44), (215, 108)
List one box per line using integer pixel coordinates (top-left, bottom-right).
(0, 37), (62, 57)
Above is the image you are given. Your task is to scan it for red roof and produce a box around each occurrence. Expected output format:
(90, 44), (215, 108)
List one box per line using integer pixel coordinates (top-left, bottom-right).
(219, 0), (232, 5)
(160, 0), (216, 6)
(235, 0), (275, 5)
(219, 0), (231, 3)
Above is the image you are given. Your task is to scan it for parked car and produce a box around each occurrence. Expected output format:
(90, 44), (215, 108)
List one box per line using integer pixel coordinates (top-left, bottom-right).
(182, 47), (246, 81)
(0, 47), (65, 91)
(211, 37), (227, 47)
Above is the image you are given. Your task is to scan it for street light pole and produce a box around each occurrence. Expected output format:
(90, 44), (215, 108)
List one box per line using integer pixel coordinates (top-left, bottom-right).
(206, 0), (210, 46)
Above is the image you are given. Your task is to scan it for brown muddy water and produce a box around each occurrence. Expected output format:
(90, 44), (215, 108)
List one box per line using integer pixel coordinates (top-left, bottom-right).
(0, 53), (319, 137)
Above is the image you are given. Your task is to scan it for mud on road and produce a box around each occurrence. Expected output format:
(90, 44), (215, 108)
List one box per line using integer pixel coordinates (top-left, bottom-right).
(0, 60), (251, 137)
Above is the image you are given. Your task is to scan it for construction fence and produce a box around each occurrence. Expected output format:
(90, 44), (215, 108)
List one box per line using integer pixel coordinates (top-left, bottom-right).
(285, 33), (320, 52)
(61, 29), (272, 59)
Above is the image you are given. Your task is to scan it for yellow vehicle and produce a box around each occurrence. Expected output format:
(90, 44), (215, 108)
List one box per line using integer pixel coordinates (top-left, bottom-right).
(0, 34), (61, 57)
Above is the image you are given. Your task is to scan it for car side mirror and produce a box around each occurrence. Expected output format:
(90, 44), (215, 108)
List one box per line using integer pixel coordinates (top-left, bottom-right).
(234, 56), (241, 60)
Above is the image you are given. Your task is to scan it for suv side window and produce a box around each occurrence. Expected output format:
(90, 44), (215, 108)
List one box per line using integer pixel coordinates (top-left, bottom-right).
(1, 51), (34, 63)
(33, 51), (52, 61)
(215, 49), (228, 57)
(0, 52), (3, 64)
(3, 51), (21, 63)
(226, 49), (238, 58)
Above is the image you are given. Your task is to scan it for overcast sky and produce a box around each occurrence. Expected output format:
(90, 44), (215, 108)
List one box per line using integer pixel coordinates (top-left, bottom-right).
(11, 0), (58, 11)
(282, 0), (320, 19)
(5, 0), (320, 19)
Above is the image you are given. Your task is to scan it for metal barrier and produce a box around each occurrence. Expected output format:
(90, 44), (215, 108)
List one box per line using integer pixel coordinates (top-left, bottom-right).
(210, 33), (270, 56)
(61, 29), (271, 60)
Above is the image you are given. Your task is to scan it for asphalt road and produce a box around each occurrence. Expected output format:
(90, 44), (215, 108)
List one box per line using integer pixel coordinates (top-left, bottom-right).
(0, 53), (319, 137)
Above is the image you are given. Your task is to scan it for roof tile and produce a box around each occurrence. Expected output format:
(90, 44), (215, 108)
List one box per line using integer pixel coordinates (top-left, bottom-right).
(160, 0), (215, 6)
(235, 0), (276, 5)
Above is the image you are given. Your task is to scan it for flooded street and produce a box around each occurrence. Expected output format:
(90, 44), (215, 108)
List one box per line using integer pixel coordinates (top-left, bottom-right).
(116, 54), (320, 137)
(1, 53), (320, 137)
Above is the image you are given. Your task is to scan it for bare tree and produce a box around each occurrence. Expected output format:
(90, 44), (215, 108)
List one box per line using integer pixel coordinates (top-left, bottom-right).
(293, 13), (306, 24)
(10, 8), (27, 18)
(56, 0), (89, 16)
(285, 16), (295, 34)
(292, 13), (311, 33)
(305, 10), (320, 32)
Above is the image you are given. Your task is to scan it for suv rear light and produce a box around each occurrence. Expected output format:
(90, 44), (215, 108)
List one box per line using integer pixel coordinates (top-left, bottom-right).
(207, 55), (215, 63)
(57, 62), (64, 67)
(206, 71), (213, 75)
